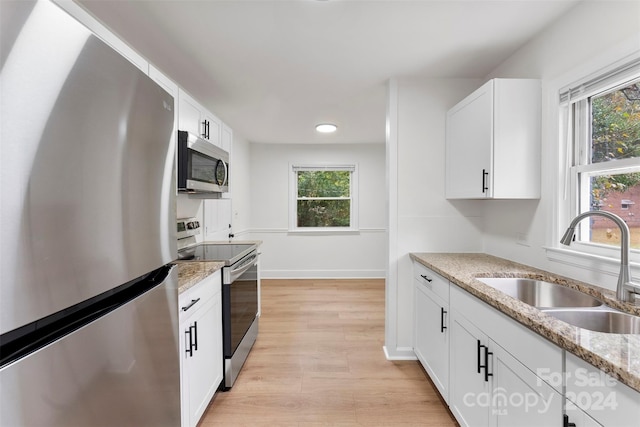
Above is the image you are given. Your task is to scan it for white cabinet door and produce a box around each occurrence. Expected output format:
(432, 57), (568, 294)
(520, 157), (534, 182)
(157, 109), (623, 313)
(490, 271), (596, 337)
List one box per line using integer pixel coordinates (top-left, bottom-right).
(414, 279), (449, 401)
(446, 81), (493, 199)
(203, 199), (232, 241)
(566, 353), (640, 427)
(203, 112), (221, 147)
(565, 401), (603, 427)
(450, 309), (491, 427)
(178, 89), (203, 137)
(183, 297), (218, 426)
(490, 343), (562, 427)
(179, 271), (223, 427)
(445, 78), (540, 199)
(221, 124), (232, 153)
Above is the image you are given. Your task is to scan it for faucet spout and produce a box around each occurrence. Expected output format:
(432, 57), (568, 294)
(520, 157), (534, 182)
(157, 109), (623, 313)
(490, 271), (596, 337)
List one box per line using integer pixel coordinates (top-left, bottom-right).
(560, 211), (637, 303)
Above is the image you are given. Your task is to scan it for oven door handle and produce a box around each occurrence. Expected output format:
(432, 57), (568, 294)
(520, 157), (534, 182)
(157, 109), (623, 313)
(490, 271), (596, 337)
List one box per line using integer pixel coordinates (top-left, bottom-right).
(229, 254), (257, 283)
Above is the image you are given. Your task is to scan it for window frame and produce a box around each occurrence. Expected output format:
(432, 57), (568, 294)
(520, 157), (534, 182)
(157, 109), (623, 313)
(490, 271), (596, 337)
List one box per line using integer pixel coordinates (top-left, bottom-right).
(288, 164), (359, 233)
(562, 67), (640, 262)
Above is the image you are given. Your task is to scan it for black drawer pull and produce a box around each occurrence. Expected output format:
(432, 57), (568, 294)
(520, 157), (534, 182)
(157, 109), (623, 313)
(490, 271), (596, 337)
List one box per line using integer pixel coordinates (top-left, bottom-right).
(181, 298), (201, 312)
(420, 274), (432, 283)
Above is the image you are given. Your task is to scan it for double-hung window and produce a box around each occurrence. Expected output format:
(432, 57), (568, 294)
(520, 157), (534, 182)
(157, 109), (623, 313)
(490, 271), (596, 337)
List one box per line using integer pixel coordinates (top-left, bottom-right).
(289, 165), (358, 232)
(562, 60), (640, 258)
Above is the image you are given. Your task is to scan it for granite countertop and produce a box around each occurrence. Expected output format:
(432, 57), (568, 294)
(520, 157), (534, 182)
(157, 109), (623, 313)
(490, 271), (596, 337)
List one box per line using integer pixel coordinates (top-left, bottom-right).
(175, 260), (225, 294)
(410, 252), (640, 393)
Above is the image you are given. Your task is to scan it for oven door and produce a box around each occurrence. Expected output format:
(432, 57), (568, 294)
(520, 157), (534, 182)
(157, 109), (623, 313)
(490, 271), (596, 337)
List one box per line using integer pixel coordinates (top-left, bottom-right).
(222, 253), (258, 358)
(177, 130), (229, 193)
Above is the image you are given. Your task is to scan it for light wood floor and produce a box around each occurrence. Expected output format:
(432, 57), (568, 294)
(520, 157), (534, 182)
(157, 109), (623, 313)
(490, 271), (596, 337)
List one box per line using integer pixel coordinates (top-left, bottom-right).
(199, 279), (458, 426)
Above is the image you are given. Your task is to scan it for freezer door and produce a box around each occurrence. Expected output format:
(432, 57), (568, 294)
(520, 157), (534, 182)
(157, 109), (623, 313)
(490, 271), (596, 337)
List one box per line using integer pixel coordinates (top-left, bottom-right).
(0, 267), (181, 427)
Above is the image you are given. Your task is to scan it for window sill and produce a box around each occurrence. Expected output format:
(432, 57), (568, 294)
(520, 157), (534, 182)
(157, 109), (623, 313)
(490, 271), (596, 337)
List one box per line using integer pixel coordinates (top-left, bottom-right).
(545, 246), (640, 279)
(287, 228), (360, 236)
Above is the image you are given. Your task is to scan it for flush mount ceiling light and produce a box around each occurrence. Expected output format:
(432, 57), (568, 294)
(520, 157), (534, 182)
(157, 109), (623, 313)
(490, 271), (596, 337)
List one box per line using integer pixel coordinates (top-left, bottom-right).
(315, 123), (337, 133)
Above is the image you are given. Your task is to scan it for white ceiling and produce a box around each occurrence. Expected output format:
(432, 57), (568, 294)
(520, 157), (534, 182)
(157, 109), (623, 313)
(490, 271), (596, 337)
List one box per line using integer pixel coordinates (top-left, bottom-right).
(76, 0), (580, 144)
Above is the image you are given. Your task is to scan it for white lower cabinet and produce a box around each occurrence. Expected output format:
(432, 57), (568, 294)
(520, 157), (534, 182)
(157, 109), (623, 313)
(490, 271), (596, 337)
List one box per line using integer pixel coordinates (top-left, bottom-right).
(179, 270), (223, 427)
(448, 290), (563, 427)
(490, 343), (562, 427)
(413, 261), (565, 427)
(449, 311), (491, 426)
(565, 401), (603, 427)
(565, 353), (640, 427)
(414, 264), (449, 400)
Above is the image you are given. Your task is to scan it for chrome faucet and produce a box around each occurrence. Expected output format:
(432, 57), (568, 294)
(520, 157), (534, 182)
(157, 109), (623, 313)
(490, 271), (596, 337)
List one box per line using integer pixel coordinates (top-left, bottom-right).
(560, 211), (640, 303)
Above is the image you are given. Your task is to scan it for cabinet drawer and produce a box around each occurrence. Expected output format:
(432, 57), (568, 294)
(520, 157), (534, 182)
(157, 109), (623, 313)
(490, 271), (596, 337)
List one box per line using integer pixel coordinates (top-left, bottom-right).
(179, 270), (221, 321)
(414, 262), (449, 304)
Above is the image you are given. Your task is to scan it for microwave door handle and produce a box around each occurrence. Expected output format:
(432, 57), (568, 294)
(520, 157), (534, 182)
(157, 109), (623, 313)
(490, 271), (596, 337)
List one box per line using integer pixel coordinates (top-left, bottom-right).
(215, 159), (228, 186)
(222, 160), (228, 186)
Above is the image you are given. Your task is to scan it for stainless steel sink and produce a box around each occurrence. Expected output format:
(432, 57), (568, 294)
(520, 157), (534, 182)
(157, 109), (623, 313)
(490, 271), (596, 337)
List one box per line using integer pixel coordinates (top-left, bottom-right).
(476, 277), (603, 308)
(543, 309), (640, 334)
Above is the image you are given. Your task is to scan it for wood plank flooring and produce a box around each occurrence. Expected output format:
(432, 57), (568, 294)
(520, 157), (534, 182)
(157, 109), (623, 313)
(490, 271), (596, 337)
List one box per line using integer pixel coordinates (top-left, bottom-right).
(199, 279), (457, 426)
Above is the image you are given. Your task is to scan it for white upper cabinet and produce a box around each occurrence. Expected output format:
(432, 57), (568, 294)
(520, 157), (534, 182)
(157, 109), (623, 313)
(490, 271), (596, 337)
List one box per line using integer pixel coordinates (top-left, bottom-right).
(178, 89), (223, 149)
(178, 89), (205, 136)
(221, 123), (233, 153)
(445, 78), (541, 199)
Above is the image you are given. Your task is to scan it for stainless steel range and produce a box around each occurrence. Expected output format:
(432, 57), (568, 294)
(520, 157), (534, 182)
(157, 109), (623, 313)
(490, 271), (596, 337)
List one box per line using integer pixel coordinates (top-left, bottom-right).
(177, 219), (259, 390)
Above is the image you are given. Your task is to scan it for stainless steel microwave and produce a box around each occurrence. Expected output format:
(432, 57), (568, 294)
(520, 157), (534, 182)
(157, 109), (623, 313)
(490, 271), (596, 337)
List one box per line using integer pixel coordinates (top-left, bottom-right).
(177, 130), (229, 194)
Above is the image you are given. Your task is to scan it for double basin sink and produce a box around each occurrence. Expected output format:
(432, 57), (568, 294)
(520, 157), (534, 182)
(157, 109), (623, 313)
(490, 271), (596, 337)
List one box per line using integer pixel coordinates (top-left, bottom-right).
(477, 277), (640, 334)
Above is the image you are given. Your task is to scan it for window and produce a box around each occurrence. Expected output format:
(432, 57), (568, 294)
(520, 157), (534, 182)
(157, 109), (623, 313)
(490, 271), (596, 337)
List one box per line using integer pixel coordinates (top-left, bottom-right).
(289, 165), (358, 231)
(563, 65), (640, 253)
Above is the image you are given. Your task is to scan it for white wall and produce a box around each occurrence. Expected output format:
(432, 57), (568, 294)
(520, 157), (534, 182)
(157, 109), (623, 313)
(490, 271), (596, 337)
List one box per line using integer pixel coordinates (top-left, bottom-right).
(385, 1), (640, 358)
(482, 0), (640, 291)
(249, 142), (386, 278)
(385, 77), (485, 358)
(230, 132), (251, 237)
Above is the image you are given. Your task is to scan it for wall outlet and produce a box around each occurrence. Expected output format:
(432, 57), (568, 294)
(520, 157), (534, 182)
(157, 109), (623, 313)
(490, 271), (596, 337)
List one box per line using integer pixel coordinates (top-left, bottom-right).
(516, 232), (530, 247)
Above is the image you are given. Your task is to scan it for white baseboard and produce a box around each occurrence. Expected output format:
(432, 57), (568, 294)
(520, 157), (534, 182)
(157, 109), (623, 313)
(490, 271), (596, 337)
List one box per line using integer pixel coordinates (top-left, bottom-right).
(383, 346), (418, 361)
(261, 269), (386, 279)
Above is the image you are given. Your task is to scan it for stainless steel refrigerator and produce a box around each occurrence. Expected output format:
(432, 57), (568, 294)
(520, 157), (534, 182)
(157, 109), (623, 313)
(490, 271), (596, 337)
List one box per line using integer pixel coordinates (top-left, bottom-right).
(0, 1), (180, 425)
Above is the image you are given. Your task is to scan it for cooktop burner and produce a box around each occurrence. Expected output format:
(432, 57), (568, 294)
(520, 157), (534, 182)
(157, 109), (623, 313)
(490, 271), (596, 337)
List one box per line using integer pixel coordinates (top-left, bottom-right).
(178, 243), (255, 265)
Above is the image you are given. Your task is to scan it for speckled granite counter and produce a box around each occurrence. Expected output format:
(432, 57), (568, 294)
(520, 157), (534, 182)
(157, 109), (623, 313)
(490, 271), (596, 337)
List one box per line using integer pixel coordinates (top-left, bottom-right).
(175, 260), (225, 294)
(410, 252), (640, 393)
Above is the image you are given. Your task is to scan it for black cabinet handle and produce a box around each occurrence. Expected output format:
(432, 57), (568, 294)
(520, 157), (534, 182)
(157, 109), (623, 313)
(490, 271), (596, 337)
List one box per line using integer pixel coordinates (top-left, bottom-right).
(477, 340), (482, 374)
(420, 274), (432, 283)
(482, 169), (489, 193)
(181, 298), (201, 312)
(192, 321), (198, 352)
(563, 415), (576, 427)
(185, 328), (193, 357)
(440, 307), (447, 333)
(202, 120), (210, 139)
(484, 345), (493, 382)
